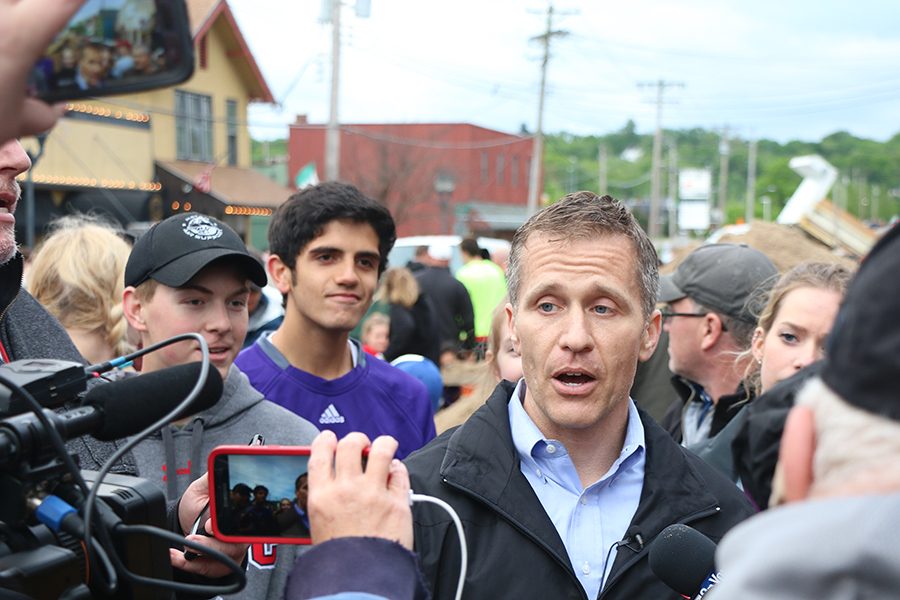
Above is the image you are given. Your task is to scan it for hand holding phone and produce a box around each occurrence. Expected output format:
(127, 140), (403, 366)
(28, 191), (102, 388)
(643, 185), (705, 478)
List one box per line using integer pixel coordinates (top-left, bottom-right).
(307, 431), (413, 549)
(0, 0), (84, 143)
(170, 472), (249, 578)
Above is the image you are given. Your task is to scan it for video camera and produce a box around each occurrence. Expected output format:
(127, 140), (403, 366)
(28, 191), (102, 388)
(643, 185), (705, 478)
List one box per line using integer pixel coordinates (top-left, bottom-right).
(0, 335), (235, 598)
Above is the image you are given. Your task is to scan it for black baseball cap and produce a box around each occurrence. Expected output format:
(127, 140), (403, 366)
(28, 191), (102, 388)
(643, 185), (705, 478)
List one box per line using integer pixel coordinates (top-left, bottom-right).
(821, 223), (900, 421)
(658, 243), (777, 323)
(124, 213), (267, 288)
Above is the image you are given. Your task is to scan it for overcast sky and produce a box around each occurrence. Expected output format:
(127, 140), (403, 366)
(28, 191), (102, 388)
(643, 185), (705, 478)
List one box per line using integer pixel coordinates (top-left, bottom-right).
(229, 0), (900, 144)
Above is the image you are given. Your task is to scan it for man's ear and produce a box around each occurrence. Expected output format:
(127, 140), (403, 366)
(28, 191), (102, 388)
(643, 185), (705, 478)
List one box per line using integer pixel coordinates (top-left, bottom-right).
(268, 254), (293, 295)
(779, 405), (816, 503)
(122, 286), (148, 333)
(505, 302), (519, 353)
(699, 313), (726, 351)
(639, 309), (662, 361)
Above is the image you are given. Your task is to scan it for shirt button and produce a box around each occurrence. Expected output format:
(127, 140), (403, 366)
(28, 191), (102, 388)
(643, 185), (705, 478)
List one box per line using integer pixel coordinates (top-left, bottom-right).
(546, 444), (556, 454)
(582, 562), (591, 575)
(535, 468), (542, 478)
(580, 496), (587, 505)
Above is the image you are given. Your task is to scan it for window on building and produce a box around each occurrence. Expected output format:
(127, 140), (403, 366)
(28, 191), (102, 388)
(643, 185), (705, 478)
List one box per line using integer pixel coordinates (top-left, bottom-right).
(176, 90), (213, 162)
(226, 99), (238, 166)
(496, 154), (505, 185)
(480, 151), (489, 184)
(511, 156), (519, 187)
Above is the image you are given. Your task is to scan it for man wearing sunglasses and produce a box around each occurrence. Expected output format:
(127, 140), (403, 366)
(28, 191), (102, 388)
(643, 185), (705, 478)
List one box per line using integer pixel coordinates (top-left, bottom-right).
(658, 244), (776, 447)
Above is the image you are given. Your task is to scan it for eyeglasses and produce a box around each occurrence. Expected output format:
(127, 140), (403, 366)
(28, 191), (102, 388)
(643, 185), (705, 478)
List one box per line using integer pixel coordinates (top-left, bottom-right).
(660, 310), (729, 332)
(660, 311), (707, 320)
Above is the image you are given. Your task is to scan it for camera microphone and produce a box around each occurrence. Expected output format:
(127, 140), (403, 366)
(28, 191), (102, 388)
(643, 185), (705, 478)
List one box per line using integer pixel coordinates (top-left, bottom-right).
(649, 524), (721, 599)
(0, 363), (222, 468)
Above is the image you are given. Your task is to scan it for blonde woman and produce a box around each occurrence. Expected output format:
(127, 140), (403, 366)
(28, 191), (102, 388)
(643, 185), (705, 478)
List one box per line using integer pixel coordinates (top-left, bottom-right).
(28, 215), (133, 363)
(747, 262), (853, 396)
(377, 267), (439, 364)
(697, 261), (853, 488)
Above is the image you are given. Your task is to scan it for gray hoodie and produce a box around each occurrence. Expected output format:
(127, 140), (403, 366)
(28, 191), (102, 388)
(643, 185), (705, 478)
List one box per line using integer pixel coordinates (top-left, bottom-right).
(710, 493), (900, 599)
(130, 366), (319, 600)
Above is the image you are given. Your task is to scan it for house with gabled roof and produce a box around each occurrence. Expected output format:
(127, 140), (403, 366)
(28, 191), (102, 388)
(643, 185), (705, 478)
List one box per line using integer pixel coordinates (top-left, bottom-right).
(20, 0), (289, 249)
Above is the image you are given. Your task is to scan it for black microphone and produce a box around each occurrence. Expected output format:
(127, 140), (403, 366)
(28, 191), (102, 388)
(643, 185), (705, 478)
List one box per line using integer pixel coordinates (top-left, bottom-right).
(617, 525), (645, 553)
(0, 363), (222, 468)
(649, 524), (720, 599)
(82, 362), (223, 439)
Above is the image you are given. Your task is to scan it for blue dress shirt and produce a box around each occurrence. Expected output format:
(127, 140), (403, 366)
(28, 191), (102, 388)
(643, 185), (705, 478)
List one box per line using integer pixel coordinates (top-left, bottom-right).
(509, 380), (646, 600)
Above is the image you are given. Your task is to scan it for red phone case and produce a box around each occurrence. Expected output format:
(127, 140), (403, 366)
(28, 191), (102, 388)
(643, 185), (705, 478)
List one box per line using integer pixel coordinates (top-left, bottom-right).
(208, 445), (313, 545)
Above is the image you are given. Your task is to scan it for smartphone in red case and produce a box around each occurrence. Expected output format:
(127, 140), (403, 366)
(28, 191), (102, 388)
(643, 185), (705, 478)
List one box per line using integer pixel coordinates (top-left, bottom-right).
(208, 445), (313, 545)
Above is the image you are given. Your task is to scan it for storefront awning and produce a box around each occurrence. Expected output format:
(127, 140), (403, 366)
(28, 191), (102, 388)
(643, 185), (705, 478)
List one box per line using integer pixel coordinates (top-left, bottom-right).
(157, 160), (294, 210)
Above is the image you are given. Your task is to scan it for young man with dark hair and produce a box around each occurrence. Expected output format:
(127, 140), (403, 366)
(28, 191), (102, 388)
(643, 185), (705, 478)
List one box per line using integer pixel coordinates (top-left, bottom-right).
(122, 213), (319, 598)
(236, 182), (435, 459)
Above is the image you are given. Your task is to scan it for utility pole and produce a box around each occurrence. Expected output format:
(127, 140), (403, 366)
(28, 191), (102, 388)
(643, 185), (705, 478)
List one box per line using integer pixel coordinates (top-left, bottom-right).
(717, 126), (730, 226)
(598, 143), (608, 195)
(324, 0), (342, 181)
(526, 4), (569, 215)
(638, 79), (683, 238)
(667, 140), (678, 238)
(745, 138), (757, 223)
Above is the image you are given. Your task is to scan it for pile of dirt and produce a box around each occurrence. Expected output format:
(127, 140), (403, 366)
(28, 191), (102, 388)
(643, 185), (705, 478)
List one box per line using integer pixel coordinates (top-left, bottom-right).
(662, 221), (857, 273)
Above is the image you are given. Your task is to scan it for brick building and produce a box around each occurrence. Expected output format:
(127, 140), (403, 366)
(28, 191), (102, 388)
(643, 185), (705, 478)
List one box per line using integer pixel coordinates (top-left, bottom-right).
(287, 119), (539, 236)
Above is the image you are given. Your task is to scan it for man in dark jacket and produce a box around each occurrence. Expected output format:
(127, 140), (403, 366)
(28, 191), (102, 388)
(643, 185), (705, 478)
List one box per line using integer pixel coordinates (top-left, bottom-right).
(657, 244), (776, 446)
(413, 244), (475, 353)
(406, 192), (754, 600)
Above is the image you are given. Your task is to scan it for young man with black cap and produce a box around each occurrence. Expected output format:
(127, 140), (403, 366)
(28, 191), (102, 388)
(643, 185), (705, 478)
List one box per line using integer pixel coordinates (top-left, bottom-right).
(657, 243), (777, 446)
(709, 224), (900, 599)
(122, 213), (319, 599)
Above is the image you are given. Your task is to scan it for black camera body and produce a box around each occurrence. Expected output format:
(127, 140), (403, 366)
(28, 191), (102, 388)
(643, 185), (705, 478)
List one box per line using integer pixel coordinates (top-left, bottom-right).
(0, 471), (172, 599)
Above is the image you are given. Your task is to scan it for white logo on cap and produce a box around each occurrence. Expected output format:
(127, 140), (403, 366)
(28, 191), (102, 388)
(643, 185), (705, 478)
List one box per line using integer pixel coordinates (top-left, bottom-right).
(182, 215), (223, 241)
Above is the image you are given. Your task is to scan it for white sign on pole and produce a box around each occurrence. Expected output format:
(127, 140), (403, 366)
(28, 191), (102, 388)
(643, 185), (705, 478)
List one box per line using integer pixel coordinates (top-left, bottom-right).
(679, 168), (712, 200)
(678, 200), (711, 231)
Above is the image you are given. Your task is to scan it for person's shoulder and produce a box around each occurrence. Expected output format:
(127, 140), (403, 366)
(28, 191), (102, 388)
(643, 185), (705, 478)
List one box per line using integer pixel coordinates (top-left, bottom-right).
(643, 412), (753, 513)
(404, 427), (455, 485)
(366, 356), (428, 395)
(245, 398), (319, 442)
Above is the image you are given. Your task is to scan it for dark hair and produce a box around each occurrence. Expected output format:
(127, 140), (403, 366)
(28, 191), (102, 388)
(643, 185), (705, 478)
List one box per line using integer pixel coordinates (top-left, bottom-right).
(268, 182), (397, 274)
(460, 237), (481, 258)
(253, 485), (269, 494)
(507, 192), (659, 320)
(232, 483), (251, 497)
(295, 473), (308, 490)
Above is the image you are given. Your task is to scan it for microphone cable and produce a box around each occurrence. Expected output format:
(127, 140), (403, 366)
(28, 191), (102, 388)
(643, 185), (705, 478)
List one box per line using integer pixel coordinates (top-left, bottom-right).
(79, 332), (246, 596)
(410, 492), (467, 600)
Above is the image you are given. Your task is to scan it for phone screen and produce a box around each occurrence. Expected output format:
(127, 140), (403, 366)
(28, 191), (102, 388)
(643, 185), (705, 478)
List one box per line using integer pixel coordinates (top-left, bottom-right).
(210, 448), (313, 544)
(30, 0), (193, 102)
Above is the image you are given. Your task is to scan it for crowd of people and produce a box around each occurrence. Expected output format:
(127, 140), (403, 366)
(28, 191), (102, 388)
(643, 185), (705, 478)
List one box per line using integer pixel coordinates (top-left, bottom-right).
(2, 2), (898, 598)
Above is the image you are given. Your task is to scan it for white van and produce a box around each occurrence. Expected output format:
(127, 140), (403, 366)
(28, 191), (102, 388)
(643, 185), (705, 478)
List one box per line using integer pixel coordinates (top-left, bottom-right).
(388, 235), (510, 274)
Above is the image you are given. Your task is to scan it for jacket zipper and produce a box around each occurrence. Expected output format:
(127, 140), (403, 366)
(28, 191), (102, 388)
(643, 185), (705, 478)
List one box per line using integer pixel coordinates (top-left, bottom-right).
(597, 504), (722, 599)
(442, 477), (590, 600)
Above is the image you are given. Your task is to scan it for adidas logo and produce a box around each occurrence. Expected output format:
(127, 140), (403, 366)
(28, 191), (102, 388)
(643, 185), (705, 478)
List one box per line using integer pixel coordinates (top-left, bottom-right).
(319, 404), (345, 425)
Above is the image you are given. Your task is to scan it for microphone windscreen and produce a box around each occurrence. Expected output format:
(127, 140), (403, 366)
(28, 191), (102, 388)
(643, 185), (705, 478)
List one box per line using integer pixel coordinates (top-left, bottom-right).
(85, 363), (223, 441)
(648, 524), (717, 597)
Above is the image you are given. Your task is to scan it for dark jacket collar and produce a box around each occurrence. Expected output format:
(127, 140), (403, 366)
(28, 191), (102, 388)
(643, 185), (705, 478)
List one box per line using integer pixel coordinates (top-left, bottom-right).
(0, 253), (23, 319)
(440, 381), (725, 577)
(672, 375), (753, 437)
